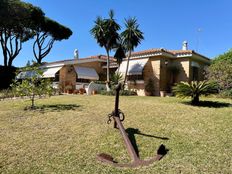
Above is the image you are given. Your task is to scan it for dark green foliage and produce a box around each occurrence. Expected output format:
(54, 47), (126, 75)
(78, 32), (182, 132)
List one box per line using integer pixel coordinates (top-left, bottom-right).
(121, 17), (144, 85)
(33, 17), (73, 64)
(90, 10), (120, 91)
(219, 89), (232, 99)
(207, 49), (232, 93)
(145, 78), (155, 96)
(0, 0), (44, 67)
(110, 72), (123, 86)
(212, 49), (232, 64)
(121, 17), (144, 52)
(173, 81), (218, 105)
(0, 66), (17, 89)
(114, 43), (126, 65)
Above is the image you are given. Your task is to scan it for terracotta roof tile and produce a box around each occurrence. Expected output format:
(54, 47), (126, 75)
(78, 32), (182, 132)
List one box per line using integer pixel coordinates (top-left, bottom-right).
(44, 48), (209, 66)
(86, 55), (115, 61)
(129, 49), (209, 60)
(130, 48), (171, 57)
(167, 50), (193, 55)
(44, 55), (116, 66)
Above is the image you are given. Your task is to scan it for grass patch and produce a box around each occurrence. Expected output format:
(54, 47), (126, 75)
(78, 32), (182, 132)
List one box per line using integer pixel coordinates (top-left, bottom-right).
(0, 95), (232, 173)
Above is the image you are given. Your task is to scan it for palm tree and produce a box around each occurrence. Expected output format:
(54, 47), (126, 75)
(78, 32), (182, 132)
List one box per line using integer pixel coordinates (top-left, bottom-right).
(173, 81), (218, 105)
(90, 10), (120, 91)
(114, 42), (126, 70)
(121, 17), (144, 87)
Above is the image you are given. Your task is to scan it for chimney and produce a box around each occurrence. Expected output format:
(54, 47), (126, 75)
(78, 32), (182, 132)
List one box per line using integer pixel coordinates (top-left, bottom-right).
(182, 41), (188, 50)
(74, 49), (79, 59)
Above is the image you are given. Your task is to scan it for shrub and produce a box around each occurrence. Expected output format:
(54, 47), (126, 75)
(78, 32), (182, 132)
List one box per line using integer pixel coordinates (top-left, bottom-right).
(0, 66), (17, 90)
(206, 49), (232, 92)
(110, 72), (123, 86)
(173, 81), (218, 105)
(145, 78), (155, 96)
(11, 67), (53, 109)
(0, 89), (18, 100)
(219, 89), (232, 99)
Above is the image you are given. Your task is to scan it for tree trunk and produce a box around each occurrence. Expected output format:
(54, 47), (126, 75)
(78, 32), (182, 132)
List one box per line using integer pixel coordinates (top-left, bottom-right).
(3, 49), (8, 67)
(123, 51), (131, 89)
(191, 94), (199, 105)
(31, 93), (35, 109)
(106, 49), (111, 91)
(8, 58), (14, 67)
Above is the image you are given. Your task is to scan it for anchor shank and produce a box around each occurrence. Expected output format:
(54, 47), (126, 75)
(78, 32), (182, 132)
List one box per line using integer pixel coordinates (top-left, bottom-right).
(114, 84), (121, 117)
(114, 116), (140, 162)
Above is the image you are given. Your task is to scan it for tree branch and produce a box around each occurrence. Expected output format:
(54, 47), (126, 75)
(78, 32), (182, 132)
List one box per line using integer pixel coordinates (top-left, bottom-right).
(40, 39), (54, 58)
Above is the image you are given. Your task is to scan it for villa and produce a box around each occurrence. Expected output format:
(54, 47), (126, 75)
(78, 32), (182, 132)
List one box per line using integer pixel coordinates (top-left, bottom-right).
(17, 42), (211, 96)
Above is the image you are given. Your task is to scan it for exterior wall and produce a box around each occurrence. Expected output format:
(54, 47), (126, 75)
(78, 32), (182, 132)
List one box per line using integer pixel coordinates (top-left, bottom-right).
(172, 58), (190, 83)
(59, 62), (107, 92)
(127, 57), (161, 96)
(147, 57), (161, 96)
(53, 54), (210, 96)
(128, 82), (145, 96)
(128, 56), (193, 96)
(77, 61), (104, 74)
(59, 65), (77, 91)
(76, 61), (106, 81)
(159, 58), (170, 92)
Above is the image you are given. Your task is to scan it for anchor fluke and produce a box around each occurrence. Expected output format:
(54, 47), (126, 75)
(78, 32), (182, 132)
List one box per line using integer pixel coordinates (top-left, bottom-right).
(96, 153), (115, 164)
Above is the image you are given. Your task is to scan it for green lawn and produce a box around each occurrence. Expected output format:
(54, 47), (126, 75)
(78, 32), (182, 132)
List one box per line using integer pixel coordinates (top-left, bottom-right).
(0, 95), (232, 173)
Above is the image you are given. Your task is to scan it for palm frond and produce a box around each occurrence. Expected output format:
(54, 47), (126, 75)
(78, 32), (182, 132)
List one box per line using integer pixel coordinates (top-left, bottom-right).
(173, 81), (219, 102)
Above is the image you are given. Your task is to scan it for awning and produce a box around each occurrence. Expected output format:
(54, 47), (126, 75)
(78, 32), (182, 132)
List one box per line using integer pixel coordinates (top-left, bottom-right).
(43, 66), (62, 78)
(16, 70), (41, 79)
(74, 66), (99, 80)
(117, 58), (148, 75)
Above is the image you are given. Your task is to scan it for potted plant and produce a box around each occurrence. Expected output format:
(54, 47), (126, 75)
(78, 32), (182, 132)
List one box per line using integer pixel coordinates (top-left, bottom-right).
(79, 88), (86, 94)
(73, 89), (79, 94)
(65, 85), (73, 94)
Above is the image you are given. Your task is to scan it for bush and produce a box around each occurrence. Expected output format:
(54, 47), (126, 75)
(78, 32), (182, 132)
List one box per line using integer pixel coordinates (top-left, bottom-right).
(11, 67), (54, 109)
(0, 66), (17, 90)
(219, 89), (232, 98)
(0, 89), (14, 99)
(173, 81), (218, 105)
(100, 89), (137, 96)
(145, 78), (155, 96)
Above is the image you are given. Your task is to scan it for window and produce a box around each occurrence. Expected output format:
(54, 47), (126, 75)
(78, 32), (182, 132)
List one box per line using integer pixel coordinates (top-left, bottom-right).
(76, 78), (90, 83)
(54, 71), (60, 82)
(192, 67), (199, 81)
(127, 74), (144, 81)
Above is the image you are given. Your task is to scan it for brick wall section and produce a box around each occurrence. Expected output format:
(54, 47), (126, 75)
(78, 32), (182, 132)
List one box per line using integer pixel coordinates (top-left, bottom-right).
(143, 57), (161, 96)
(172, 58), (190, 83)
(128, 56), (162, 96)
(160, 58), (169, 91)
(76, 62), (106, 81)
(77, 62), (104, 74)
(127, 56), (210, 96)
(59, 65), (77, 91)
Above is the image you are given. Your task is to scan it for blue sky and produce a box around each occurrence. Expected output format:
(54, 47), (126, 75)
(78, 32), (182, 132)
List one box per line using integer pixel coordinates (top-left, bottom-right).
(1, 0), (232, 67)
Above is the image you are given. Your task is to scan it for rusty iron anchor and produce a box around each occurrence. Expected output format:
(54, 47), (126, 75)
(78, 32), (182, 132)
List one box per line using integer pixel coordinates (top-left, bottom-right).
(97, 83), (168, 168)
